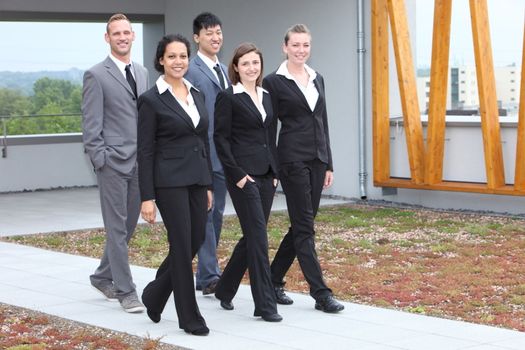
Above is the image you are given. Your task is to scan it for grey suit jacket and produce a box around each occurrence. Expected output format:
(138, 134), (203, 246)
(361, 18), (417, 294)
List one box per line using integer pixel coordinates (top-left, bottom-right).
(185, 55), (229, 172)
(82, 56), (149, 174)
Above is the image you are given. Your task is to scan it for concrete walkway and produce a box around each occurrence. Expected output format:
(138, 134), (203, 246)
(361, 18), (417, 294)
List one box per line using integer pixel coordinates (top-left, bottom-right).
(0, 188), (524, 349)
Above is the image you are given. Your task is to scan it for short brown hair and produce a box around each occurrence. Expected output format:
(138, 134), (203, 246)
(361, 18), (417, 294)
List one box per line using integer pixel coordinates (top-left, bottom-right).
(227, 42), (264, 86)
(106, 13), (131, 33)
(284, 23), (311, 45)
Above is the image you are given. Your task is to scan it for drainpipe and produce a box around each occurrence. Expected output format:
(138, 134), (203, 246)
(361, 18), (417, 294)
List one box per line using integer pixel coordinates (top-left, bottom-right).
(357, 0), (367, 199)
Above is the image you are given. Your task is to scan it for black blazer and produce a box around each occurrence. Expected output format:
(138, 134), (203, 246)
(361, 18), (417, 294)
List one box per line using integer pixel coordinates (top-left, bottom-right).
(262, 71), (333, 171)
(214, 86), (278, 184)
(137, 84), (213, 201)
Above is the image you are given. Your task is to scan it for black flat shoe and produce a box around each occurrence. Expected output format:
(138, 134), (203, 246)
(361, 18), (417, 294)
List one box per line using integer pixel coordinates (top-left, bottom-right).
(315, 295), (344, 313)
(274, 286), (293, 305)
(220, 300), (234, 310)
(185, 325), (209, 336)
(146, 309), (161, 323)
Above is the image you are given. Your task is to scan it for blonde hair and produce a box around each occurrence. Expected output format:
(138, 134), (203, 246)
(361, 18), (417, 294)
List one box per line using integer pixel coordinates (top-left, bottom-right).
(106, 13), (131, 33)
(284, 24), (311, 45)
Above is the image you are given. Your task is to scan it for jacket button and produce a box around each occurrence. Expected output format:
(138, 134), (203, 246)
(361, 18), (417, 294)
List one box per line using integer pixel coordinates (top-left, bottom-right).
(193, 147), (198, 152)
(263, 144), (267, 148)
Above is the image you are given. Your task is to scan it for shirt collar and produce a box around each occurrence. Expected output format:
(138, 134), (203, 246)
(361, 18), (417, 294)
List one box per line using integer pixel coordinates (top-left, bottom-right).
(109, 53), (130, 73)
(232, 82), (268, 95)
(276, 60), (317, 82)
(197, 50), (219, 71)
(156, 75), (197, 94)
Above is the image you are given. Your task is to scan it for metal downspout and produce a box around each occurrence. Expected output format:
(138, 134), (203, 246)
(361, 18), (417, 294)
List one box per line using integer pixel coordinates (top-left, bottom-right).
(357, 0), (368, 199)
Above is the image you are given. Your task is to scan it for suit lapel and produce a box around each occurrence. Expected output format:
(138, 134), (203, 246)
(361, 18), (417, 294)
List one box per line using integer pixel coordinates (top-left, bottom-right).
(191, 88), (208, 131)
(195, 56), (223, 89)
(156, 89), (195, 130)
(104, 57), (135, 97)
(237, 93), (264, 125)
(132, 62), (147, 95)
(282, 76), (310, 110)
(262, 92), (273, 126)
(312, 76), (325, 113)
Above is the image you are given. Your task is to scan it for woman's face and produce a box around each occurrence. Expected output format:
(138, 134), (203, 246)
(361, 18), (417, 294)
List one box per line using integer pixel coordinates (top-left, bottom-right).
(235, 51), (261, 85)
(159, 41), (189, 81)
(283, 32), (311, 66)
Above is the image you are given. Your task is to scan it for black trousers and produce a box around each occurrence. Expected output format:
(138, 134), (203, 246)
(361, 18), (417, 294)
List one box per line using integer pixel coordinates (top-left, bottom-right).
(215, 173), (278, 316)
(270, 159), (332, 300)
(141, 185), (207, 332)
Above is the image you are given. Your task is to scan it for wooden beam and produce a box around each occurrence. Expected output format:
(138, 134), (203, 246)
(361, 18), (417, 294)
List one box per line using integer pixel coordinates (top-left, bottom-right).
(469, 0), (505, 188)
(425, 0), (452, 184)
(375, 178), (522, 196)
(372, 0), (390, 183)
(515, 22), (525, 190)
(387, 0), (425, 184)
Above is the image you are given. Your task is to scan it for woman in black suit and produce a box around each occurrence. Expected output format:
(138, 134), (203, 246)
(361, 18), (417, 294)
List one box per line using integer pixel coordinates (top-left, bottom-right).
(137, 34), (213, 336)
(213, 43), (282, 322)
(262, 24), (344, 313)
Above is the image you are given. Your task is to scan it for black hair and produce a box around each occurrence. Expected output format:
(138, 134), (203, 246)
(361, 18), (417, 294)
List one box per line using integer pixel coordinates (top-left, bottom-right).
(192, 12), (222, 35)
(154, 34), (191, 73)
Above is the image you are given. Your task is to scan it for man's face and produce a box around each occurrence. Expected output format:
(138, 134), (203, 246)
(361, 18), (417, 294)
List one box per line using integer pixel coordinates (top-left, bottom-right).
(193, 25), (223, 60)
(105, 19), (135, 59)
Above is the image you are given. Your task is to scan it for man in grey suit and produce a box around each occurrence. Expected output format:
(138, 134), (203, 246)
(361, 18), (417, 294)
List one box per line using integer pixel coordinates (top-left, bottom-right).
(185, 12), (229, 295)
(82, 13), (149, 313)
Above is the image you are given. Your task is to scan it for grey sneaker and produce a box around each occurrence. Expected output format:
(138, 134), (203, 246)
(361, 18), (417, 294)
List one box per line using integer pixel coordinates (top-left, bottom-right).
(120, 294), (145, 313)
(91, 283), (118, 302)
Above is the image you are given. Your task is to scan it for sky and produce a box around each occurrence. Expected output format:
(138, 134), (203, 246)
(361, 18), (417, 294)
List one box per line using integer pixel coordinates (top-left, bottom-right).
(0, 21), (143, 72)
(416, 0), (525, 68)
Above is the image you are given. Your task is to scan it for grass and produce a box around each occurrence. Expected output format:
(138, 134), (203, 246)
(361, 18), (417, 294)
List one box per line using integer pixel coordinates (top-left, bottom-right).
(3, 202), (525, 332)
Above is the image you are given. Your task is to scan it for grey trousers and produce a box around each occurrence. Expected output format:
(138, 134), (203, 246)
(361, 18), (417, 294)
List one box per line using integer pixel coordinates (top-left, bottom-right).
(90, 164), (140, 299)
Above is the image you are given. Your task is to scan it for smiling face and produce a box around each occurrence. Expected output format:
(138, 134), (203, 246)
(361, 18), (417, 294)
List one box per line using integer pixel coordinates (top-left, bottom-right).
(235, 51), (261, 86)
(193, 25), (223, 60)
(159, 41), (189, 82)
(105, 19), (135, 61)
(283, 32), (311, 66)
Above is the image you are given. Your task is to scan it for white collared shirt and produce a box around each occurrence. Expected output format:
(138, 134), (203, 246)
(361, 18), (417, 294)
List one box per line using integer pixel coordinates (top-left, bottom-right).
(197, 51), (228, 88)
(232, 83), (268, 121)
(276, 60), (319, 111)
(109, 53), (134, 80)
(156, 76), (201, 127)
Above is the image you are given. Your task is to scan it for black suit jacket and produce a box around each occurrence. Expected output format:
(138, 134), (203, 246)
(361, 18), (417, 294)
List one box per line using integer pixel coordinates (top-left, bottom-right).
(262, 71), (333, 171)
(214, 86), (278, 184)
(137, 84), (213, 201)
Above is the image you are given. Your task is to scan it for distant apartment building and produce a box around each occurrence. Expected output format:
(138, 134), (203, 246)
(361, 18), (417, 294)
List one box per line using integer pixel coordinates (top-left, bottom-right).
(417, 64), (521, 115)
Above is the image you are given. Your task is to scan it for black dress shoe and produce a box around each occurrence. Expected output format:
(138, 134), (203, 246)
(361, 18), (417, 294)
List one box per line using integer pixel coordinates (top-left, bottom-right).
(185, 325), (209, 336)
(220, 300), (234, 310)
(202, 279), (219, 295)
(260, 313), (283, 322)
(146, 309), (161, 323)
(254, 310), (283, 322)
(315, 295), (344, 313)
(274, 286), (293, 305)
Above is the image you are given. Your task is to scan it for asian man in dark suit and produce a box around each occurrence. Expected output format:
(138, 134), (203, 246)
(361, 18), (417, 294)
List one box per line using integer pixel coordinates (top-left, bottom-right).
(138, 34), (213, 336)
(185, 12), (230, 295)
(82, 13), (148, 313)
(213, 43), (281, 322)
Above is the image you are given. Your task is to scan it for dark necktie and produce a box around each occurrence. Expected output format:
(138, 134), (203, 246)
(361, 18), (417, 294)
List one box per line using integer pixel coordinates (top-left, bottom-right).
(213, 64), (226, 89)
(125, 64), (137, 98)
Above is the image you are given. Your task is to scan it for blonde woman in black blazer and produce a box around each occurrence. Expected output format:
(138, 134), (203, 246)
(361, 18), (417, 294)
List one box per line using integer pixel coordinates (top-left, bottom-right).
(262, 24), (344, 313)
(213, 43), (282, 322)
(137, 34), (213, 336)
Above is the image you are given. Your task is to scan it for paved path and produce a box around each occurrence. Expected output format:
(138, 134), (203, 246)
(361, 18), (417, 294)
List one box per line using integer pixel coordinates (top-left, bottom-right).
(0, 189), (524, 349)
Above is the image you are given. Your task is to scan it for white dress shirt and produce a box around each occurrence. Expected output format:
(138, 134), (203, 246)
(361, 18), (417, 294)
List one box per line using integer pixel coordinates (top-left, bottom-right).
(197, 51), (228, 88)
(109, 53), (134, 79)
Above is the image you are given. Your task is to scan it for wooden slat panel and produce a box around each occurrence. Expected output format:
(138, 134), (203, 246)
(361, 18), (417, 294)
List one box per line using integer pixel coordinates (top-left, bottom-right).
(387, 0), (425, 184)
(372, 0), (390, 183)
(469, 0), (505, 188)
(514, 23), (525, 190)
(425, 0), (452, 184)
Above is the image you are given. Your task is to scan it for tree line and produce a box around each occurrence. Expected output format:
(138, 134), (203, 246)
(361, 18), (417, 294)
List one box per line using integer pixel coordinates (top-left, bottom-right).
(0, 77), (82, 135)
